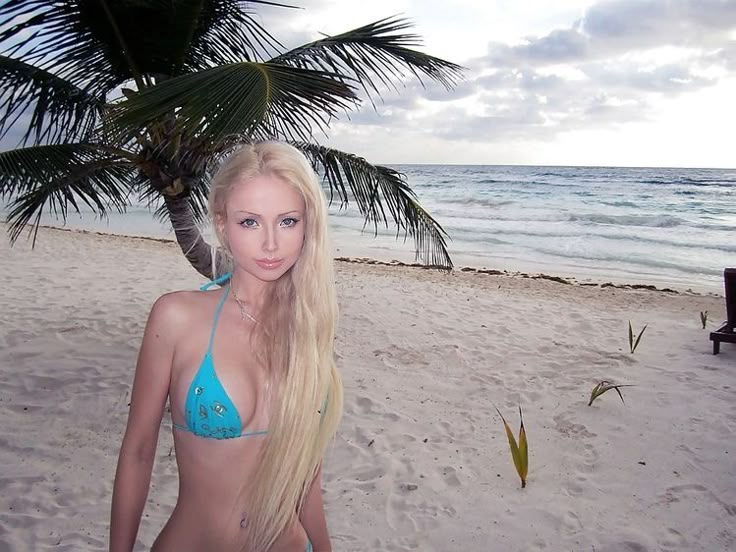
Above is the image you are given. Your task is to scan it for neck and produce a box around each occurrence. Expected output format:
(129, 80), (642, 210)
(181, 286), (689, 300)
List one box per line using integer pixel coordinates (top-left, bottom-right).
(229, 270), (270, 311)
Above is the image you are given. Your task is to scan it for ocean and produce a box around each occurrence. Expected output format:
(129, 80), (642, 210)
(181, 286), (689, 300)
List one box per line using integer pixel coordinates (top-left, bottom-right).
(4, 165), (734, 293)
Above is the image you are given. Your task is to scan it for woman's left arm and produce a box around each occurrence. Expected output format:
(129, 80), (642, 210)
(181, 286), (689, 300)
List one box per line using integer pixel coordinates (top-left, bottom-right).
(299, 465), (331, 552)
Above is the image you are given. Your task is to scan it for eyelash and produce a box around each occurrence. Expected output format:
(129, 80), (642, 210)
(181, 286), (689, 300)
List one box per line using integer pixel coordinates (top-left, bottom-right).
(238, 217), (300, 228)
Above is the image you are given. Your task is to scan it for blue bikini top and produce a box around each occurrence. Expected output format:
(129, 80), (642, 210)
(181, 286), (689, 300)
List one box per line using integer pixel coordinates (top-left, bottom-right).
(172, 273), (268, 440)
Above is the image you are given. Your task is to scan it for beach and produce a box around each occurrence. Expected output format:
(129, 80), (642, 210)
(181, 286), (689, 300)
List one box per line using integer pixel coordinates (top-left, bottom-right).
(1, 226), (734, 552)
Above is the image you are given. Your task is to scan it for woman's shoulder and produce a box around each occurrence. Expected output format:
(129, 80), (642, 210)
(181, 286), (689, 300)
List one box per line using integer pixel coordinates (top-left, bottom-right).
(145, 289), (219, 338)
(150, 289), (200, 315)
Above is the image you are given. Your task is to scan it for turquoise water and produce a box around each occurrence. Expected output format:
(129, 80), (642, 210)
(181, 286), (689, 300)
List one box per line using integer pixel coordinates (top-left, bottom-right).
(3, 165), (734, 292)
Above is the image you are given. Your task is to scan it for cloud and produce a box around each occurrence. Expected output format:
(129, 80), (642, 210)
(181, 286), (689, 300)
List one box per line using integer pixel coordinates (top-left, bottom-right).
(426, 75), (653, 143)
(339, 0), (736, 147)
(341, 102), (412, 127)
(335, 52), (714, 146)
(582, 0), (736, 44)
(247, 0), (736, 166)
(484, 0), (736, 68)
(432, 103), (551, 142)
(709, 40), (736, 71)
(581, 62), (716, 93)
(514, 29), (589, 64)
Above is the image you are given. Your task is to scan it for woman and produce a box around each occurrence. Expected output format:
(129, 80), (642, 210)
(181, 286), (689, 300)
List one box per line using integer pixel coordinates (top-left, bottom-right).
(110, 142), (343, 552)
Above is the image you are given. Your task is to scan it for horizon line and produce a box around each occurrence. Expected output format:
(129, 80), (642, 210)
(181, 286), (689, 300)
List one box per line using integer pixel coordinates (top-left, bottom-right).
(382, 162), (736, 171)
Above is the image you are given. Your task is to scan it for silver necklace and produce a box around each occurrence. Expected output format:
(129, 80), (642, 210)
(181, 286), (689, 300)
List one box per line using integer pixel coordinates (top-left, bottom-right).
(230, 285), (259, 324)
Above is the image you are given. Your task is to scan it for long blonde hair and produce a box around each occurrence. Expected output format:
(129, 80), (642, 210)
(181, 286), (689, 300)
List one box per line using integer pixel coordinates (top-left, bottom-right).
(208, 141), (343, 551)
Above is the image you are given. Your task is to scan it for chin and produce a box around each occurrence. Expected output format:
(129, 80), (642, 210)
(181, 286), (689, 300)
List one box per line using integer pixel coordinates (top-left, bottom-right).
(258, 271), (289, 282)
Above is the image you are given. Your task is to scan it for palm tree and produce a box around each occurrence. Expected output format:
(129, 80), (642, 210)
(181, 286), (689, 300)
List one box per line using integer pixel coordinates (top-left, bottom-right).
(0, 0), (462, 277)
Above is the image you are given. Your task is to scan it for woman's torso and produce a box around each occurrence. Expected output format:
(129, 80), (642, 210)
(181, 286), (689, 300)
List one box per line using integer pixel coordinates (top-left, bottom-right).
(152, 288), (307, 552)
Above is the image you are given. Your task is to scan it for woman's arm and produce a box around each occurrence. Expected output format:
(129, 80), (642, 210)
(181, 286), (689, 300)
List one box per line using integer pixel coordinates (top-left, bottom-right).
(109, 295), (179, 552)
(299, 465), (331, 552)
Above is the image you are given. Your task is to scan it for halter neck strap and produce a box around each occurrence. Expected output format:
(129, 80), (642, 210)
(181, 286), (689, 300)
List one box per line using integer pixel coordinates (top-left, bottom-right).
(200, 272), (232, 291)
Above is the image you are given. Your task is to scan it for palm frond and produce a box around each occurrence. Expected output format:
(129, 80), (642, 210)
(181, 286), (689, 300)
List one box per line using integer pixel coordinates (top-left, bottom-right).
(109, 62), (359, 146)
(0, 55), (104, 146)
(270, 16), (464, 103)
(0, 0), (295, 93)
(294, 142), (452, 268)
(0, 0), (126, 96)
(0, 144), (133, 245)
(177, 0), (291, 71)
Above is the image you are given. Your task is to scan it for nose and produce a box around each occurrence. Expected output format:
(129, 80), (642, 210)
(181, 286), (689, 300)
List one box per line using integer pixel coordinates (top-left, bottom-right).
(262, 226), (277, 256)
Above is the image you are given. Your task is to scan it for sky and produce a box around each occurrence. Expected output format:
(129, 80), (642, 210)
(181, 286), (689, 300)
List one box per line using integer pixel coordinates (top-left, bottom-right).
(2, 0), (734, 168)
(256, 0), (736, 168)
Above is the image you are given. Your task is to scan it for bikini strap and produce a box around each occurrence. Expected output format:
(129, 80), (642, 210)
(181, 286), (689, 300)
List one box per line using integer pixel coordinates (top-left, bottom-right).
(200, 271), (232, 291)
(202, 273), (232, 353)
(206, 285), (230, 353)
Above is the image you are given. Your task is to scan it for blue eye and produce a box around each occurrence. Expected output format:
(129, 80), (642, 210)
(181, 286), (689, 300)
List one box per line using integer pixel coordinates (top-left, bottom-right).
(239, 218), (258, 228)
(281, 217), (299, 227)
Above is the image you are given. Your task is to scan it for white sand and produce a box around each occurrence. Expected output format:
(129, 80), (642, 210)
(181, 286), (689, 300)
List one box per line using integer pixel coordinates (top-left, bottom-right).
(1, 226), (734, 552)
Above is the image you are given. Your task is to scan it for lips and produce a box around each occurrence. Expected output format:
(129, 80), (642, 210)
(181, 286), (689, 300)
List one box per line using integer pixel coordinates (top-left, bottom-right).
(255, 258), (283, 270)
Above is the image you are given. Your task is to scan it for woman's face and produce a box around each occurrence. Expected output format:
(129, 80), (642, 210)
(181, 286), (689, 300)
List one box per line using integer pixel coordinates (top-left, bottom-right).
(220, 173), (306, 283)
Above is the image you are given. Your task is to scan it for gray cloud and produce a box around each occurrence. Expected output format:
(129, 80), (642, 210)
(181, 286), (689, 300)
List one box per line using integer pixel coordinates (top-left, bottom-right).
(709, 40), (736, 71)
(486, 0), (736, 68)
(581, 62), (716, 93)
(342, 103), (412, 127)
(210, 0), (736, 151)
(358, 0), (736, 146)
(412, 79), (477, 102)
(582, 0), (736, 43)
(431, 103), (551, 142)
(514, 28), (589, 64)
(341, 51), (708, 145)
(429, 73), (653, 143)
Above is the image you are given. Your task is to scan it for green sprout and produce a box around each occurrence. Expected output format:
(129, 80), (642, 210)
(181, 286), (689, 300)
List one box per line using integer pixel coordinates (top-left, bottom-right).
(588, 380), (635, 406)
(494, 405), (528, 488)
(628, 321), (647, 354)
(700, 311), (708, 329)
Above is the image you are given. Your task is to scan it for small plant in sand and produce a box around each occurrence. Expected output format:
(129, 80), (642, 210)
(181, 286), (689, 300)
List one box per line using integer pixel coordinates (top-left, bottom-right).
(700, 311), (708, 329)
(628, 321), (647, 353)
(494, 405), (528, 488)
(588, 380), (634, 406)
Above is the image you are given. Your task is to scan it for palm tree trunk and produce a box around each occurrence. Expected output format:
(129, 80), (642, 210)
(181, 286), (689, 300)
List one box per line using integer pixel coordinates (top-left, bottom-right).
(164, 196), (229, 280)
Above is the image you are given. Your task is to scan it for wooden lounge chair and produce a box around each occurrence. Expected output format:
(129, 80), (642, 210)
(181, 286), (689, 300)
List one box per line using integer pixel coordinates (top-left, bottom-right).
(710, 268), (736, 354)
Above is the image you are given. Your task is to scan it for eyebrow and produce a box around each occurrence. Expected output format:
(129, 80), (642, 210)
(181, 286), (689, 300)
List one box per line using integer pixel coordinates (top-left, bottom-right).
(234, 210), (302, 217)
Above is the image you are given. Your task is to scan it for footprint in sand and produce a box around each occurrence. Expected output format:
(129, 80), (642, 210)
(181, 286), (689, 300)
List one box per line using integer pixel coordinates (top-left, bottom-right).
(355, 396), (374, 414)
(373, 345), (427, 367)
(552, 412), (597, 439)
(437, 420), (457, 440)
(561, 509), (583, 534)
(657, 527), (688, 550)
(661, 484), (736, 516)
(355, 466), (385, 483)
(561, 476), (585, 497)
(438, 466), (461, 487)
(578, 443), (600, 474)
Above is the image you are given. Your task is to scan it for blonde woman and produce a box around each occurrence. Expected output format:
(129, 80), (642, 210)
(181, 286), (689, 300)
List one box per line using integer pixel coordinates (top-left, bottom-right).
(110, 142), (343, 552)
